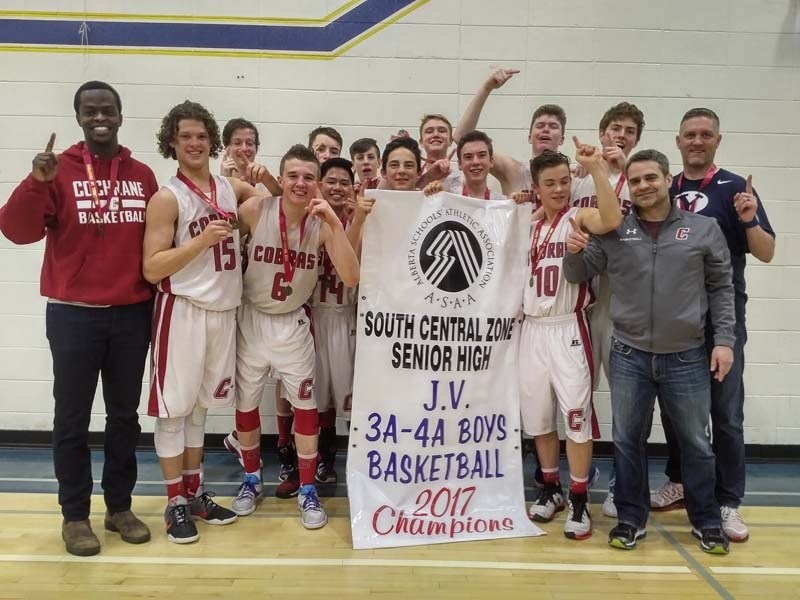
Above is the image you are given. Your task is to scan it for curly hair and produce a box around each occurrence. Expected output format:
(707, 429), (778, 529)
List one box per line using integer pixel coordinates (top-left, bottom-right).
(156, 100), (222, 160)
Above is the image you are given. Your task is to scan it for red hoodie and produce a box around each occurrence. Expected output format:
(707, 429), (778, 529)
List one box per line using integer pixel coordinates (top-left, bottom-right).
(0, 142), (158, 305)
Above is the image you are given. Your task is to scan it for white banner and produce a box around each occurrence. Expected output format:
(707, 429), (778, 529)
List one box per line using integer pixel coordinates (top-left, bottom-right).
(347, 190), (544, 550)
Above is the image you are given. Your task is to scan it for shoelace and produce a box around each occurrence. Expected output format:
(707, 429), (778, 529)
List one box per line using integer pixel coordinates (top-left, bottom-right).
(570, 496), (588, 522)
(721, 507), (743, 523)
(239, 479), (258, 499)
(171, 504), (190, 526)
(196, 492), (221, 510)
(302, 490), (321, 511)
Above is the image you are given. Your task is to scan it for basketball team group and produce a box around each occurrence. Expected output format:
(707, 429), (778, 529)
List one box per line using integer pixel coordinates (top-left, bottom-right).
(0, 67), (774, 557)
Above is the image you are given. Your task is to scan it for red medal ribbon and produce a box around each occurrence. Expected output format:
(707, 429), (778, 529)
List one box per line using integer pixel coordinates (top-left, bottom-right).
(677, 163), (717, 193)
(279, 198), (308, 286)
(676, 164), (717, 212)
(614, 173), (627, 197)
(81, 146), (120, 229)
(462, 185), (491, 200)
(530, 206), (568, 275)
(176, 170), (235, 223)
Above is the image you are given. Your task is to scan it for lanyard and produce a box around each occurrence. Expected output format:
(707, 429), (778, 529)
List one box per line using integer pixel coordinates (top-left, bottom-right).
(81, 146), (119, 232)
(677, 164), (717, 193)
(462, 185), (491, 200)
(530, 206), (567, 277)
(614, 173), (627, 197)
(676, 164), (717, 212)
(278, 198), (308, 294)
(176, 171), (237, 227)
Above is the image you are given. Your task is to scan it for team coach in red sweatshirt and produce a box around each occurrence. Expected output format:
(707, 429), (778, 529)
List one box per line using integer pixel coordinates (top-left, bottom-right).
(0, 81), (158, 556)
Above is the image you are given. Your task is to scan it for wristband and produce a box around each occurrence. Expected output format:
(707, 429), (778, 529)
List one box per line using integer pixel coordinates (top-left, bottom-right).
(742, 217), (759, 229)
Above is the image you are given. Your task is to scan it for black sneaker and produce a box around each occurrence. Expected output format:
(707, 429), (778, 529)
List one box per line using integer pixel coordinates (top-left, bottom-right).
(315, 460), (338, 484)
(692, 527), (730, 555)
(315, 427), (338, 484)
(608, 523), (647, 550)
(528, 482), (565, 522)
(278, 441), (297, 482)
(276, 468), (300, 499)
(165, 503), (199, 544)
(189, 492), (237, 525)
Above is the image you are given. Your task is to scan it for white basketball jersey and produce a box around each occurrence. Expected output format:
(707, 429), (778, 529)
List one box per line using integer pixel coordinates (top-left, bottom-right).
(511, 161), (534, 194)
(157, 175), (242, 311)
(445, 179), (506, 200)
(311, 244), (357, 309)
(243, 198), (321, 314)
(523, 207), (594, 317)
(570, 172), (633, 216)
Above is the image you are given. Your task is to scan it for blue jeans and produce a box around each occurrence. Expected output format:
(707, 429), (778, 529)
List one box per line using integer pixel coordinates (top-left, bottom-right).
(46, 301), (151, 521)
(610, 338), (720, 530)
(660, 304), (747, 508)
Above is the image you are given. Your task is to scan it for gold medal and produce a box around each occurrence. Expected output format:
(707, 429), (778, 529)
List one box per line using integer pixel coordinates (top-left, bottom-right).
(529, 276), (534, 287)
(229, 217), (239, 230)
(286, 285), (293, 297)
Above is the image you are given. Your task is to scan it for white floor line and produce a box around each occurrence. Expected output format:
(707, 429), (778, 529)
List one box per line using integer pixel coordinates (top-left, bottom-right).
(1, 478), (799, 496)
(0, 554), (690, 573)
(711, 567), (800, 576)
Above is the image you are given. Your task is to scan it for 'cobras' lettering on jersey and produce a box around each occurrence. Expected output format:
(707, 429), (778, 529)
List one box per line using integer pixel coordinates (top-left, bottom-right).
(243, 198), (322, 314)
(523, 206), (594, 317)
(570, 172), (632, 216)
(157, 175), (242, 311)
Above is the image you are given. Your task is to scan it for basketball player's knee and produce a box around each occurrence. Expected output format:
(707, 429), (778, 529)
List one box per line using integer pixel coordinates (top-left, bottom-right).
(154, 417), (185, 458)
(293, 407), (319, 436)
(235, 408), (261, 433)
(184, 405), (207, 448)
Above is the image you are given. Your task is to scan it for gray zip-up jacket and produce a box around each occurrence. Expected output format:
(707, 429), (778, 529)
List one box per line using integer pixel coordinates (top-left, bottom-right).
(563, 202), (735, 354)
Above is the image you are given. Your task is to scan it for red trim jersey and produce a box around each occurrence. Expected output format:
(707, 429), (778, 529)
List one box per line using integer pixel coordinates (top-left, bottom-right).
(571, 172), (632, 216)
(523, 207), (594, 317)
(157, 175), (242, 311)
(310, 245), (357, 309)
(242, 198), (321, 314)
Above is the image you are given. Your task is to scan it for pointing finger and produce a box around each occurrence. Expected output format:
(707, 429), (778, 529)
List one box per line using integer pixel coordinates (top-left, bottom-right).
(572, 135), (582, 150)
(45, 132), (56, 153)
(745, 174), (753, 196)
(446, 145), (457, 161)
(569, 217), (581, 232)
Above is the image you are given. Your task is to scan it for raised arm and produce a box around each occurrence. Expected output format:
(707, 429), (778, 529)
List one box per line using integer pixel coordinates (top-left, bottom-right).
(453, 68), (519, 141)
(312, 198), (360, 288)
(571, 136), (622, 235)
(734, 175), (775, 263)
(0, 133), (59, 244)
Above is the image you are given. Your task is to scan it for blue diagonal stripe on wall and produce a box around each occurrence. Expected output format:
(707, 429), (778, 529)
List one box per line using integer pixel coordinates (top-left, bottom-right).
(0, 0), (421, 52)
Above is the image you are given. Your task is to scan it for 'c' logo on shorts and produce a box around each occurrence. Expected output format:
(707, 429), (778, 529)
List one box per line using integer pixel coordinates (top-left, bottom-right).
(567, 409), (584, 432)
(214, 377), (232, 400)
(299, 378), (313, 401)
